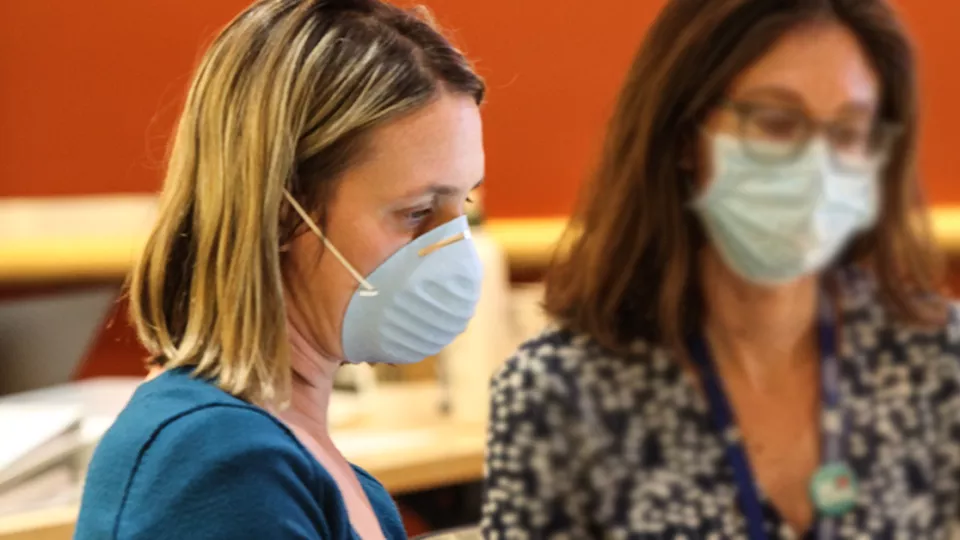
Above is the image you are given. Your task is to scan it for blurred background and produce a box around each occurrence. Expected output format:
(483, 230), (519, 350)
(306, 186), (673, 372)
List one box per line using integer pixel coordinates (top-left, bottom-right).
(0, 0), (959, 538)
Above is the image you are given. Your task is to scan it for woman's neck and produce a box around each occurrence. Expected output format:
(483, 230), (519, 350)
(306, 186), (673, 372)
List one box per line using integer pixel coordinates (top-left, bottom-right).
(700, 249), (819, 389)
(279, 318), (340, 441)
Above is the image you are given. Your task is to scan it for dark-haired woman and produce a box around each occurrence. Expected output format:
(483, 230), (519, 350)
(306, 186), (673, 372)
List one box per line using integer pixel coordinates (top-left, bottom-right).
(483, 1), (959, 538)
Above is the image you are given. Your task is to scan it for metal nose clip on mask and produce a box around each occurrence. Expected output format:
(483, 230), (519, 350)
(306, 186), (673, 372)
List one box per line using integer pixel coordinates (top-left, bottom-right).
(284, 191), (484, 365)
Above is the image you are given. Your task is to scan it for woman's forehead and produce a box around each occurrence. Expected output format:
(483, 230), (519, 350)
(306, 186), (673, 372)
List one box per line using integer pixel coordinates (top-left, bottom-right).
(728, 23), (880, 118)
(349, 93), (485, 200)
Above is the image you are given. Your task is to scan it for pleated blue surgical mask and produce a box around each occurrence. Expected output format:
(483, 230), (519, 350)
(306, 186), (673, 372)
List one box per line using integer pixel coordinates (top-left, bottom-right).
(284, 192), (483, 364)
(691, 134), (880, 285)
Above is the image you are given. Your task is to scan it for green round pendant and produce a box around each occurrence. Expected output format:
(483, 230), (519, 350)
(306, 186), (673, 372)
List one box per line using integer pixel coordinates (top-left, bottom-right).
(809, 463), (858, 516)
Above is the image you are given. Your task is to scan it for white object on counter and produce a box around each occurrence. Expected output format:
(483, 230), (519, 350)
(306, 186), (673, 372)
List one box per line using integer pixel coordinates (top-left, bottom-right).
(0, 378), (140, 464)
(439, 228), (515, 423)
(0, 405), (81, 486)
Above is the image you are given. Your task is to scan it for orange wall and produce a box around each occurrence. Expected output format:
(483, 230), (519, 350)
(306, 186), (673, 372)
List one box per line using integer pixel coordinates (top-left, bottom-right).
(0, 1), (244, 197)
(896, 1), (960, 203)
(1, 1), (959, 217)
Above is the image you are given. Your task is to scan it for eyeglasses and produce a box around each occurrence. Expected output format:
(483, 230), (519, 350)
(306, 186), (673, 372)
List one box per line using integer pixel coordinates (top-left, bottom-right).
(719, 99), (901, 172)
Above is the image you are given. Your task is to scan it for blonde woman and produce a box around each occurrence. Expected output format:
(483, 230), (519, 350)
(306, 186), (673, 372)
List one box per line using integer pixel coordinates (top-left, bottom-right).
(75, 0), (485, 538)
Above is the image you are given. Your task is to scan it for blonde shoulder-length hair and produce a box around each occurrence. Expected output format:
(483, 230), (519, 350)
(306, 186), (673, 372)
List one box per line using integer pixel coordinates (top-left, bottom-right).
(129, 0), (484, 405)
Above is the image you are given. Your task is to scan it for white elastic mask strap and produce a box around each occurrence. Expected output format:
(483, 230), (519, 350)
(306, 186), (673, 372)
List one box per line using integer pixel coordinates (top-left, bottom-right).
(283, 191), (378, 297)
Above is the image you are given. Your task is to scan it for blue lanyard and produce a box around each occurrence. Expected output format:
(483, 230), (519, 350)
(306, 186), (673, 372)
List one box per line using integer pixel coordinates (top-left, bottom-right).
(688, 300), (844, 540)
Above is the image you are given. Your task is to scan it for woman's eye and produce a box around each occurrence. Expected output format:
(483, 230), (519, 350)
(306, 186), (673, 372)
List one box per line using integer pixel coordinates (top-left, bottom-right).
(752, 113), (804, 140)
(404, 206), (433, 227)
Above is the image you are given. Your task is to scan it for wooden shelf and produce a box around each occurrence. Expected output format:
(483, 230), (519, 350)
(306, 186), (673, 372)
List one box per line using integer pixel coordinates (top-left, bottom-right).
(3, 196), (960, 284)
(0, 196), (156, 284)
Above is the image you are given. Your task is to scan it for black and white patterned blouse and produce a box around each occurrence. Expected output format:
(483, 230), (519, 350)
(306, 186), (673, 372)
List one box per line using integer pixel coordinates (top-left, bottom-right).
(481, 271), (960, 539)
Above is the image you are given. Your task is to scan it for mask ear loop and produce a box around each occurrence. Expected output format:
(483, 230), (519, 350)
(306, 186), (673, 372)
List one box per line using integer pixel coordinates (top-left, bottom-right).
(283, 190), (379, 297)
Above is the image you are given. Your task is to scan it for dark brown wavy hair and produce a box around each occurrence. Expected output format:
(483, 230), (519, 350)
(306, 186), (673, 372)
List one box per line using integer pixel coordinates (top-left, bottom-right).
(544, 0), (945, 354)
